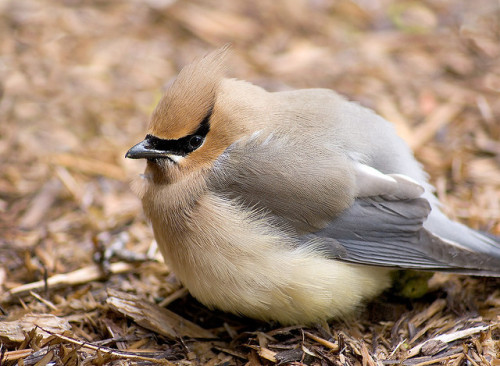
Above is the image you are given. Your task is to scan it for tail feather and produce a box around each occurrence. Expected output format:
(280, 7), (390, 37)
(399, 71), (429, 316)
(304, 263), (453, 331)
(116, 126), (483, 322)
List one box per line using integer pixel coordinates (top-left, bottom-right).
(425, 209), (500, 256)
(424, 208), (500, 275)
(312, 197), (500, 276)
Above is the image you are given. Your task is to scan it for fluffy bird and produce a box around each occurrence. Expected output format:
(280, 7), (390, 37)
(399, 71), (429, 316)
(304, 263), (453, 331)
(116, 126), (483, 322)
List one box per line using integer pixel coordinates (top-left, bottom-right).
(126, 48), (500, 324)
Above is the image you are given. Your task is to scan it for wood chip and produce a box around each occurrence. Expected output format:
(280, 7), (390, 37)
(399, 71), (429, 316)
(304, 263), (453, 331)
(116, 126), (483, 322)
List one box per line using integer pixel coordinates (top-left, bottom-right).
(304, 331), (339, 351)
(2, 262), (135, 302)
(0, 314), (71, 343)
(50, 153), (125, 181)
(406, 325), (489, 358)
(1, 349), (34, 362)
(255, 346), (277, 362)
(106, 288), (215, 339)
(409, 299), (446, 328)
(409, 102), (463, 150)
(19, 179), (61, 229)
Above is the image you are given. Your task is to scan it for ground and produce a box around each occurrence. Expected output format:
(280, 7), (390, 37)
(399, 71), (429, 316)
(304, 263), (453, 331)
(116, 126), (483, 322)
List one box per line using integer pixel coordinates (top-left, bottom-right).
(1, 0), (500, 365)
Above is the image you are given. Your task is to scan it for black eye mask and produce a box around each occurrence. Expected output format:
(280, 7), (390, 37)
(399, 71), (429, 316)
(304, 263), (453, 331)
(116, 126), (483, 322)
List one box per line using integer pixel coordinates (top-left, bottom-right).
(148, 103), (213, 155)
(145, 118), (210, 157)
(125, 107), (213, 161)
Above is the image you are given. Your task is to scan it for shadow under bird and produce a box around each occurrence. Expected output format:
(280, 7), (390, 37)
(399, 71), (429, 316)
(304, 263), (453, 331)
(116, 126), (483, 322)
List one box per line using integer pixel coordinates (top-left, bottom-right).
(126, 47), (500, 325)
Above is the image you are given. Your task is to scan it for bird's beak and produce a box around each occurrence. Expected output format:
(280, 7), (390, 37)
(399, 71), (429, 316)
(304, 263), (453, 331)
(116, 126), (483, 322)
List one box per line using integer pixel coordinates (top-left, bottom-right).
(125, 139), (166, 160)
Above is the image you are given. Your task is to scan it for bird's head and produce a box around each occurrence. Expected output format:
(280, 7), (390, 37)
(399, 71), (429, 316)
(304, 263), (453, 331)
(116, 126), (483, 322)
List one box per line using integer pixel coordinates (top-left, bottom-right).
(126, 46), (259, 183)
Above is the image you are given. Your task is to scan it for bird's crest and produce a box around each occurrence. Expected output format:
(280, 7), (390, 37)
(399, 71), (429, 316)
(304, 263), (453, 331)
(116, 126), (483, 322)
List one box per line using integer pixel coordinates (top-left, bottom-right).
(148, 46), (229, 139)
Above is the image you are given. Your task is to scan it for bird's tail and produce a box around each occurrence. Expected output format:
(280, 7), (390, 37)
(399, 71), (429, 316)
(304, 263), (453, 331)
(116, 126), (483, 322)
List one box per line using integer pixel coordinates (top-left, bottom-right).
(424, 208), (500, 276)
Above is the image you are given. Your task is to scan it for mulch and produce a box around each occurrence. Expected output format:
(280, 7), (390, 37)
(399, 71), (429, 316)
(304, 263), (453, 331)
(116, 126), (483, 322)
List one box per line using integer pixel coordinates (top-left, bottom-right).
(1, 0), (499, 364)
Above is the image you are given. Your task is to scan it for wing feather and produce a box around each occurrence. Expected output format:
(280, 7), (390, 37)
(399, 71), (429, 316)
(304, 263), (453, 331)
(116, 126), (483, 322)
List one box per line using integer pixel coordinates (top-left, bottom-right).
(312, 197), (500, 275)
(210, 135), (500, 276)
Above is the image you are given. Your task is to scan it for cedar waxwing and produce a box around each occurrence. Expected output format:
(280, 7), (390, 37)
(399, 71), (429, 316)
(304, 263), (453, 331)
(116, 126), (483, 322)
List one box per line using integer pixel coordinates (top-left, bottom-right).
(126, 48), (500, 325)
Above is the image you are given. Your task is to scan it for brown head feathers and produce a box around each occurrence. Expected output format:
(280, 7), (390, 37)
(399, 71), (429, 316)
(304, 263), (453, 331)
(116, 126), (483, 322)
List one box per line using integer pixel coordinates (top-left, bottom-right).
(148, 46), (229, 139)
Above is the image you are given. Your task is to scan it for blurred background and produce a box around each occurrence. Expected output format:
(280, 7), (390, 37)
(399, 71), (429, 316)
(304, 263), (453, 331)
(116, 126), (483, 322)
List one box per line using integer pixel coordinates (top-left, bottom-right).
(1, 0), (499, 363)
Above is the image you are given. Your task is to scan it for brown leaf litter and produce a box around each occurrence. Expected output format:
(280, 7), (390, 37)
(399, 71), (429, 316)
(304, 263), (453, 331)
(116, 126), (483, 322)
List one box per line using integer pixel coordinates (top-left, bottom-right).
(1, 0), (499, 364)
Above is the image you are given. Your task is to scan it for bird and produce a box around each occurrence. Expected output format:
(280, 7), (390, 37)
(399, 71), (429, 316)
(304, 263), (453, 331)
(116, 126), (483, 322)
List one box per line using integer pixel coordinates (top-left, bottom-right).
(125, 47), (500, 325)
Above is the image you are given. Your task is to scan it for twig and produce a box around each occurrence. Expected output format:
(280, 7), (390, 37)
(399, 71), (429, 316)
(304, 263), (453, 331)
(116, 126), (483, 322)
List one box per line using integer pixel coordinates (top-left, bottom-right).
(37, 326), (176, 365)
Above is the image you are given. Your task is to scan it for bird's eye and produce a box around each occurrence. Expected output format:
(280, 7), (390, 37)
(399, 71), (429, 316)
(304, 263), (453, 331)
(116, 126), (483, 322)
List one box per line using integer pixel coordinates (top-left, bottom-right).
(188, 135), (203, 150)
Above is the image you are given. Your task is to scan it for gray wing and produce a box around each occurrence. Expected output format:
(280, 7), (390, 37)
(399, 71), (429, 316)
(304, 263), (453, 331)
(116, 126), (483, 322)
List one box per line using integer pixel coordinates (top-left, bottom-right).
(312, 162), (500, 275)
(209, 131), (357, 232)
(210, 132), (500, 276)
(309, 197), (500, 276)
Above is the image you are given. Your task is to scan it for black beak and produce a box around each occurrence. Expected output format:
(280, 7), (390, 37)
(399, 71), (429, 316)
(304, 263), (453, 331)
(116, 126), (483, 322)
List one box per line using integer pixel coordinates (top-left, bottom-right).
(125, 139), (167, 159)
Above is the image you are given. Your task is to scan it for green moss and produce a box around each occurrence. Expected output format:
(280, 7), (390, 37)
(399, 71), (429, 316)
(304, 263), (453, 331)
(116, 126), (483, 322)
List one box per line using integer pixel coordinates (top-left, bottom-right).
(391, 270), (433, 299)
